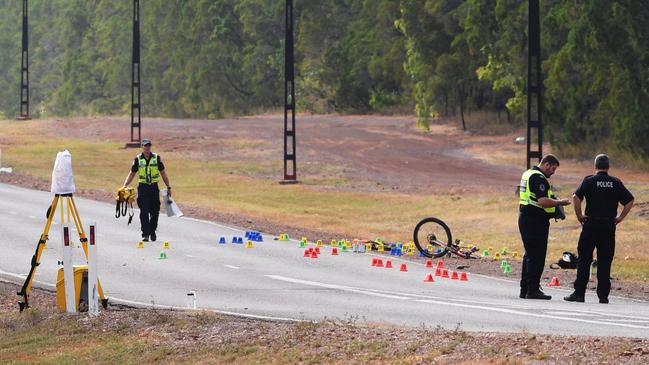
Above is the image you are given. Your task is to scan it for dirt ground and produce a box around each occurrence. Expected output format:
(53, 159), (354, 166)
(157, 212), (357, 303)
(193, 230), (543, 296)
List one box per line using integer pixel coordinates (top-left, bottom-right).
(1, 281), (648, 364)
(1, 115), (648, 300)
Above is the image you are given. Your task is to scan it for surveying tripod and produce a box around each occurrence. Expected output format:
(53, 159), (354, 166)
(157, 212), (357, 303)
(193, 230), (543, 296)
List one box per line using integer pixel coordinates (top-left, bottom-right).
(17, 193), (108, 311)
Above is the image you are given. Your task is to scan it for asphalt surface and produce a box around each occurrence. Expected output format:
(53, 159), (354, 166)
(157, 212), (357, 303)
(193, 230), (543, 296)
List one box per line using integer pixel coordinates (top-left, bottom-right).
(1, 182), (649, 338)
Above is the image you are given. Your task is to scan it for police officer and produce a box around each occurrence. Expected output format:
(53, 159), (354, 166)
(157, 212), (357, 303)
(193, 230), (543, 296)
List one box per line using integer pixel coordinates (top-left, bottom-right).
(123, 139), (172, 242)
(519, 154), (571, 300)
(564, 154), (634, 304)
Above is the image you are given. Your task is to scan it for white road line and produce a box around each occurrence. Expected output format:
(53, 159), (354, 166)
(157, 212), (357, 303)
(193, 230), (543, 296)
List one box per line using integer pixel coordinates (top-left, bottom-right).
(266, 274), (649, 331)
(267, 275), (413, 301)
(224, 265), (240, 269)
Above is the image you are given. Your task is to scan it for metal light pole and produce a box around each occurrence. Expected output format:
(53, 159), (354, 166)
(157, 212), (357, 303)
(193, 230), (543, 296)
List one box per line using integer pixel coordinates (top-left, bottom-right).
(128, 0), (142, 147)
(526, 0), (542, 168)
(282, 0), (298, 183)
(18, 0), (30, 120)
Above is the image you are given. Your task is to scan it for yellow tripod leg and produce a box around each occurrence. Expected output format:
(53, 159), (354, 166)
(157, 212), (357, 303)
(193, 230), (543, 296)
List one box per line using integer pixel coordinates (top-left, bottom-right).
(18, 195), (60, 311)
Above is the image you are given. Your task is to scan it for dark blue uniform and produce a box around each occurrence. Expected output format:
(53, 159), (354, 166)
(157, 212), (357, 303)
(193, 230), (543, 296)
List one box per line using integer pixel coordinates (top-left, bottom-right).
(573, 171), (633, 300)
(519, 166), (552, 296)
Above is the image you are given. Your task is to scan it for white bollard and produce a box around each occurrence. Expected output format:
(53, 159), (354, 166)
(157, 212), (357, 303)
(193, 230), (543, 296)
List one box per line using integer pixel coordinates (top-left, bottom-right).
(62, 225), (76, 313)
(187, 291), (197, 309)
(87, 223), (99, 316)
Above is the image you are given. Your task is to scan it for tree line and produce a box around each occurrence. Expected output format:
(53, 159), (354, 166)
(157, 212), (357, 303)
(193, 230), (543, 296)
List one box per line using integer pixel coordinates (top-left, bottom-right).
(0, 0), (647, 158)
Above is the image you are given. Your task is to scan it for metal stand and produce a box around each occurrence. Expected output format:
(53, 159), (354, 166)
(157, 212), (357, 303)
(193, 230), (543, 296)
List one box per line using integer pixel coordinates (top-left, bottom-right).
(17, 0), (30, 120)
(526, 0), (542, 168)
(17, 194), (108, 311)
(128, 0), (142, 148)
(281, 0), (298, 184)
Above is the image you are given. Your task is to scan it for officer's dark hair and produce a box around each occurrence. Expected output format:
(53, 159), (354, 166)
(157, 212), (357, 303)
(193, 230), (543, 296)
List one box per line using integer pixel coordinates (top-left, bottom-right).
(595, 154), (610, 170)
(540, 154), (560, 166)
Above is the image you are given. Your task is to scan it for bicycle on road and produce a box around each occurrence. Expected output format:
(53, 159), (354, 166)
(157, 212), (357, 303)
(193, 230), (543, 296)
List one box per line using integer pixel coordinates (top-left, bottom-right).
(413, 217), (480, 259)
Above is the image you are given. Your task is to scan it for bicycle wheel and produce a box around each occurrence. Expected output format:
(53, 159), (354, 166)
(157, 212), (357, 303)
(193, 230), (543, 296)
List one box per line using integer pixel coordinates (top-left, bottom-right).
(413, 217), (452, 258)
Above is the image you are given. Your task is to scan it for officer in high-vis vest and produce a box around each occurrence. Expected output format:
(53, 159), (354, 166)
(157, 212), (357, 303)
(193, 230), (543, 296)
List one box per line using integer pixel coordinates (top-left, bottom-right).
(123, 139), (172, 242)
(518, 154), (571, 300)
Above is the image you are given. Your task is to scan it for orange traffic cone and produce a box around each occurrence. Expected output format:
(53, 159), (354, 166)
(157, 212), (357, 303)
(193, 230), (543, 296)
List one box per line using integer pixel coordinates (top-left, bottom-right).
(332, 247), (339, 256)
(424, 273), (435, 282)
(385, 260), (393, 269)
(451, 271), (459, 280)
(376, 259), (384, 268)
(425, 259), (433, 268)
(460, 272), (468, 281)
(400, 263), (408, 272)
(548, 276), (560, 286)
(435, 267), (442, 276)
(436, 260), (444, 268)
(442, 268), (449, 278)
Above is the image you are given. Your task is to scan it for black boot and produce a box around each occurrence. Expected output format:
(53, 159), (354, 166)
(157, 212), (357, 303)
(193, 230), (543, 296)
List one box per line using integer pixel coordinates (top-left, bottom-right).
(519, 287), (527, 299)
(526, 288), (552, 300)
(563, 292), (585, 303)
(142, 234), (149, 242)
(150, 232), (157, 242)
(599, 297), (609, 304)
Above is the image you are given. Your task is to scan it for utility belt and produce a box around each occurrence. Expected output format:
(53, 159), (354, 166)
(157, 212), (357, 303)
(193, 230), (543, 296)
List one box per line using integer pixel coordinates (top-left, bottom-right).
(519, 205), (552, 220)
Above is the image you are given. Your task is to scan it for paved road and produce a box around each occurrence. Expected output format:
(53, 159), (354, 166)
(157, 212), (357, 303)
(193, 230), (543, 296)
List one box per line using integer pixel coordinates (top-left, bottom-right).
(1, 182), (648, 338)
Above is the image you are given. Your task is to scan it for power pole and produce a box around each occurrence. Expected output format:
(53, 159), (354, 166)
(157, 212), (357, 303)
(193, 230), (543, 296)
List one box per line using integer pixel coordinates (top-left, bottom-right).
(282, 0), (298, 183)
(128, 0), (142, 147)
(526, 0), (542, 168)
(18, 0), (30, 120)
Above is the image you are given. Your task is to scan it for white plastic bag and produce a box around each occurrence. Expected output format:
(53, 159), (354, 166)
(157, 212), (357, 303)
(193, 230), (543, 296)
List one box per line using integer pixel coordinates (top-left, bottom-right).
(161, 189), (183, 217)
(51, 150), (76, 194)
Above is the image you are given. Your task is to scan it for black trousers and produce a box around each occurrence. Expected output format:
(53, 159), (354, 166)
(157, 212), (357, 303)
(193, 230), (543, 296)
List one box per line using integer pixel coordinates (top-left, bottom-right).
(573, 219), (616, 299)
(137, 184), (160, 237)
(519, 214), (550, 293)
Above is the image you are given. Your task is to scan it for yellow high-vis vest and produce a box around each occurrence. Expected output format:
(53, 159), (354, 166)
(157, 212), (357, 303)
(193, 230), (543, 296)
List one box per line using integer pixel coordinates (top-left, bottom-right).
(138, 153), (160, 184)
(519, 169), (555, 214)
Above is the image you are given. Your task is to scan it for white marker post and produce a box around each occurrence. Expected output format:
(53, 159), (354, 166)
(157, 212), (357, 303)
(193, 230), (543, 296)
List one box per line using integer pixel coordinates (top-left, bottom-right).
(62, 225), (76, 313)
(87, 223), (99, 316)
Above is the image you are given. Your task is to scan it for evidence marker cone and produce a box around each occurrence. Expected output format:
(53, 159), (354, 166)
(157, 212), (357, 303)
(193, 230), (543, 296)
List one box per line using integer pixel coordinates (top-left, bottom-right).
(158, 251), (167, 260)
(219, 237), (226, 244)
(299, 240), (306, 248)
(304, 249), (310, 257)
(424, 273), (435, 282)
(436, 260), (444, 268)
(435, 267), (442, 277)
(503, 264), (512, 274)
(460, 272), (468, 281)
(163, 241), (170, 249)
(425, 259), (433, 268)
(385, 260), (393, 269)
(137, 241), (145, 249)
(246, 241), (254, 248)
(331, 247), (339, 256)
(512, 251), (519, 258)
(330, 239), (337, 246)
(315, 247), (321, 254)
(442, 268), (449, 278)
(371, 258), (377, 266)
(451, 271), (459, 280)
(548, 276), (560, 286)
(310, 250), (318, 259)
(376, 259), (384, 268)
(400, 263), (408, 272)
(494, 252), (501, 261)
(316, 240), (323, 247)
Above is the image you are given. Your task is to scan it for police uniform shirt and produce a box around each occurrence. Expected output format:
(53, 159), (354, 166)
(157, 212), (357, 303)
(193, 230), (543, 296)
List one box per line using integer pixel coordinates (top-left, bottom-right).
(574, 171), (633, 219)
(131, 154), (166, 174)
(520, 166), (551, 218)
